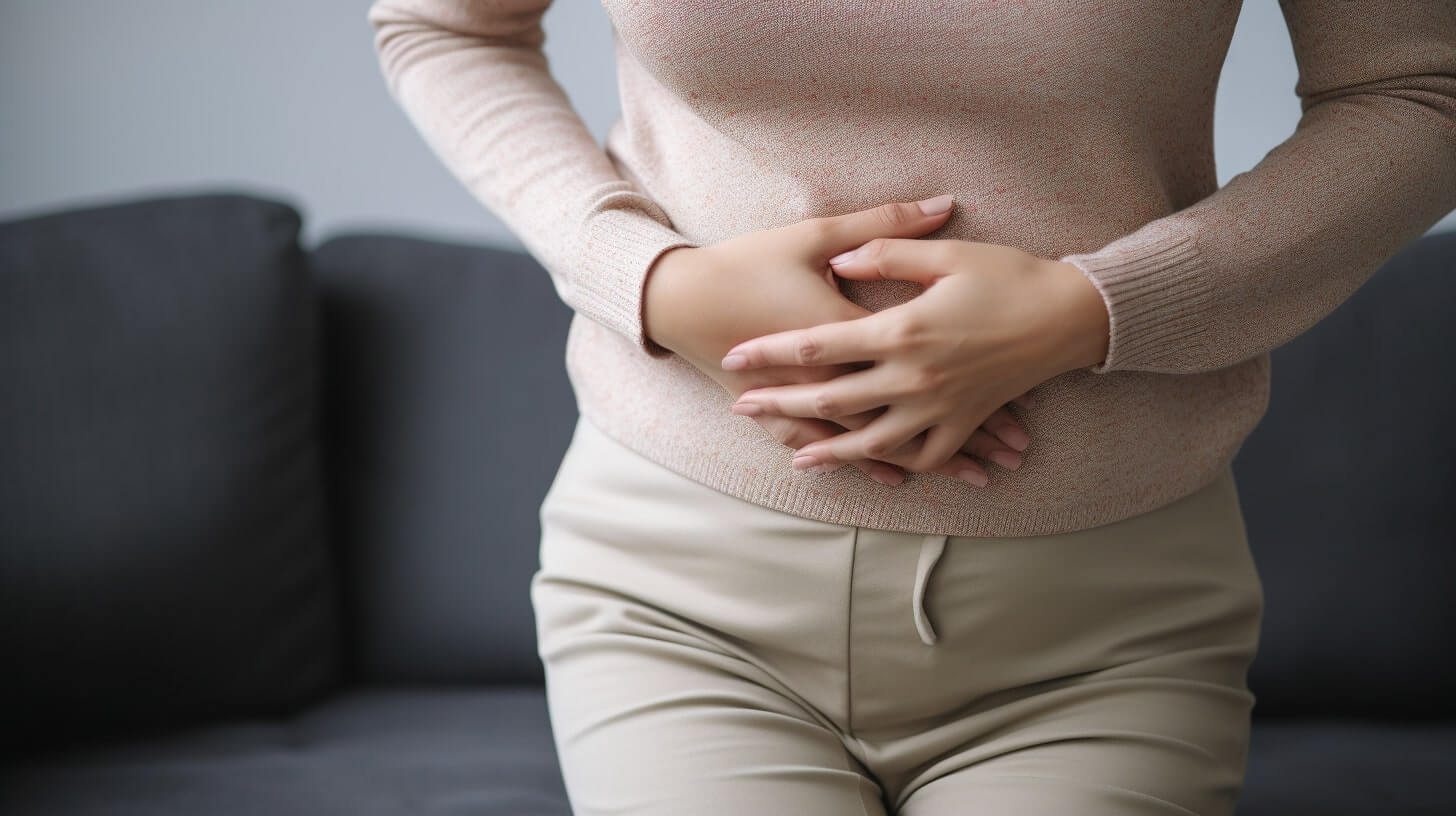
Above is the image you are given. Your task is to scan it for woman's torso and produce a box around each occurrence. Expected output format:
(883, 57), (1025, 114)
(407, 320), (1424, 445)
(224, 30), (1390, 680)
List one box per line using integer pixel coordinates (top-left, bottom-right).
(563, 0), (1270, 537)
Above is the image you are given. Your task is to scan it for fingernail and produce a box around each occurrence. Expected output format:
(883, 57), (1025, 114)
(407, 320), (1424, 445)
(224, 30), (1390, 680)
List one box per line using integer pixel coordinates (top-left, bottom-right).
(1002, 427), (1030, 451)
(721, 354), (748, 370)
(916, 194), (954, 216)
(828, 247), (860, 266)
(958, 469), (989, 487)
(990, 450), (1022, 470)
(730, 402), (762, 416)
(792, 454), (820, 470)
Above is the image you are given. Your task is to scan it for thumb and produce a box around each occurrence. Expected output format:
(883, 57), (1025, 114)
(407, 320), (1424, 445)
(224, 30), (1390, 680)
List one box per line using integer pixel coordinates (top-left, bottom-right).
(802, 194), (955, 262)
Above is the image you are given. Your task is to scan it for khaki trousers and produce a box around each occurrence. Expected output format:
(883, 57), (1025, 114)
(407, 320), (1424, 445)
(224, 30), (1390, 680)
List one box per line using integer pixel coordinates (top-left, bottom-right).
(531, 415), (1264, 815)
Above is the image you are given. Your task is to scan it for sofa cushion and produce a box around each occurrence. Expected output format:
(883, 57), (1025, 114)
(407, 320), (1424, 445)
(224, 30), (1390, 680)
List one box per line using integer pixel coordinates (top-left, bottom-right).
(311, 234), (576, 685)
(1233, 229), (1456, 718)
(1236, 719), (1456, 815)
(0, 686), (571, 816)
(0, 192), (339, 752)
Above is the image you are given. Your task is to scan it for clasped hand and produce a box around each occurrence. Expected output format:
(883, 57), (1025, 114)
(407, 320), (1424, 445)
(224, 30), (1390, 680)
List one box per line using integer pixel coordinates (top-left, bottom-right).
(722, 218), (1110, 476)
(642, 194), (1108, 486)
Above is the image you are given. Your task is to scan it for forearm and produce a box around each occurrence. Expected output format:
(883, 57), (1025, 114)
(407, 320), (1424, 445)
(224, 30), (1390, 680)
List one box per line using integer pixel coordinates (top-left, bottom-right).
(641, 245), (699, 356)
(367, 0), (698, 358)
(1058, 1), (1456, 375)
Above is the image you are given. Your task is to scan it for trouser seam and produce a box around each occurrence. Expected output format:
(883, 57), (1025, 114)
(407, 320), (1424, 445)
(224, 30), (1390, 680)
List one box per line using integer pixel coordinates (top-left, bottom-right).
(845, 525), (858, 736)
(843, 526), (875, 816)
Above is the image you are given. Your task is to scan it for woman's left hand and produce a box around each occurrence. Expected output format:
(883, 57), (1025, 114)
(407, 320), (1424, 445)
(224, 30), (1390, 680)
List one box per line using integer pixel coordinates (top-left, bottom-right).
(720, 237), (1112, 474)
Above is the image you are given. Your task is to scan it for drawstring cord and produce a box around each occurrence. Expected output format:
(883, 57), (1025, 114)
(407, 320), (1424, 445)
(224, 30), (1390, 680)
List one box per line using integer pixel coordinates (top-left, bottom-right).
(912, 534), (948, 646)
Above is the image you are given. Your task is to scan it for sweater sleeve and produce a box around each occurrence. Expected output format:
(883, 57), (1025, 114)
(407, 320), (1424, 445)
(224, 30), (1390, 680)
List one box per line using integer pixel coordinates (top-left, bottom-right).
(366, 0), (699, 358)
(1059, 0), (1456, 375)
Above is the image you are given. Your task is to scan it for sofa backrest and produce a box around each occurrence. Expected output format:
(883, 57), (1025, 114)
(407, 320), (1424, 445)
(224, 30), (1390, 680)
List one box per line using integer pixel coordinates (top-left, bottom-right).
(311, 232), (577, 686)
(0, 193), (340, 753)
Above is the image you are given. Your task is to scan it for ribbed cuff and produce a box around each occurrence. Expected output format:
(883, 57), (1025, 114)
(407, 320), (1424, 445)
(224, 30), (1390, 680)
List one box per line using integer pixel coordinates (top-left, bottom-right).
(575, 208), (700, 359)
(1058, 230), (1214, 374)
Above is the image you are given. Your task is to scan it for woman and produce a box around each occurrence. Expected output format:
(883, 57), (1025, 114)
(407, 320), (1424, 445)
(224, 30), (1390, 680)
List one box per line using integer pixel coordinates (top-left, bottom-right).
(366, 1), (1456, 813)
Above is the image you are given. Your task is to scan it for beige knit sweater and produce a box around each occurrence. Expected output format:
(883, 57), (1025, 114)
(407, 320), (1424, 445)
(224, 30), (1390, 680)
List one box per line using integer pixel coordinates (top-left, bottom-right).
(367, 0), (1456, 537)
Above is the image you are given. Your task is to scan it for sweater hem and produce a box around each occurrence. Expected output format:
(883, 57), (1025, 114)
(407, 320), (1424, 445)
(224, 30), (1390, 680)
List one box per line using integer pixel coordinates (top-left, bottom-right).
(574, 405), (1233, 539)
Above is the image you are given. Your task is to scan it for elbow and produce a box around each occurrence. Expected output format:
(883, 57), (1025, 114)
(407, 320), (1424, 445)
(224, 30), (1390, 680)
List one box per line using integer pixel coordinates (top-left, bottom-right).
(1372, 74), (1456, 136)
(366, 0), (546, 49)
(366, 0), (408, 48)
(366, 0), (425, 88)
(366, 0), (466, 97)
(1299, 70), (1456, 204)
(365, 0), (548, 89)
(1298, 64), (1456, 134)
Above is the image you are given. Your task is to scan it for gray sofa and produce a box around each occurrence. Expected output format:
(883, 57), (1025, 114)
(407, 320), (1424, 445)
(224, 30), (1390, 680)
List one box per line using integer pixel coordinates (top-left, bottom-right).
(2, 191), (1453, 815)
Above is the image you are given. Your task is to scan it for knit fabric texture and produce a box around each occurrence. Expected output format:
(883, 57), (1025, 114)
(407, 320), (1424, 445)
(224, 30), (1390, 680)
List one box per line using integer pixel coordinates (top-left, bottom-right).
(367, 0), (1456, 537)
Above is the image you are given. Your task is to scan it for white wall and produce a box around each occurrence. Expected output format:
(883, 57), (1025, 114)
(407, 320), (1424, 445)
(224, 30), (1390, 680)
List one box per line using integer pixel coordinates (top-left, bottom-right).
(2, 1), (1451, 247)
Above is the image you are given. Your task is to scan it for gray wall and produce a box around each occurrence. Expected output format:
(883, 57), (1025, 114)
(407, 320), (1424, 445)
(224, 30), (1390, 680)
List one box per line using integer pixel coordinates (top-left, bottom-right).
(2, 1), (1452, 247)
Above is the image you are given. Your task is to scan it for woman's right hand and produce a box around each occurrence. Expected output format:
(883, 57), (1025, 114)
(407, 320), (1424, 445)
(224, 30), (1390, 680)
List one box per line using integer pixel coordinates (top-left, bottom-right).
(642, 197), (1034, 486)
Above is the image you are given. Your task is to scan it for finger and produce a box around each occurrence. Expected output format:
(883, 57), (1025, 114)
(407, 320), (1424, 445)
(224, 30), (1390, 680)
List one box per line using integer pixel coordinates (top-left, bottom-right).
(799, 195), (956, 262)
(843, 426), (989, 485)
(957, 426), (1024, 471)
(793, 407), (935, 469)
(831, 406), (886, 430)
(721, 313), (899, 370)
(759, 414), (906, 485)
(732, 366), (904, 420)
(979, 404), (1031, 452)
(755, 414), (839, 451)
(791, 408), (883, 473)
(931, 452), (990, 486)
(802, 404), (886, 444)
(907, 421), (977, 474)
(794, 409), (984, 487)
(778, 408), (996, 484)
(1012, 389), (1037, 411)
(827, 236), (955, 287)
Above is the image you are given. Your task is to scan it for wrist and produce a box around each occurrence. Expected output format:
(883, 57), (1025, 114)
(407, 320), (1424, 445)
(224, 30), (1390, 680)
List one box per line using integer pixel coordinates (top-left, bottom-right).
(1041, 259), (1111, 373)
(643, 245), (701, 354)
